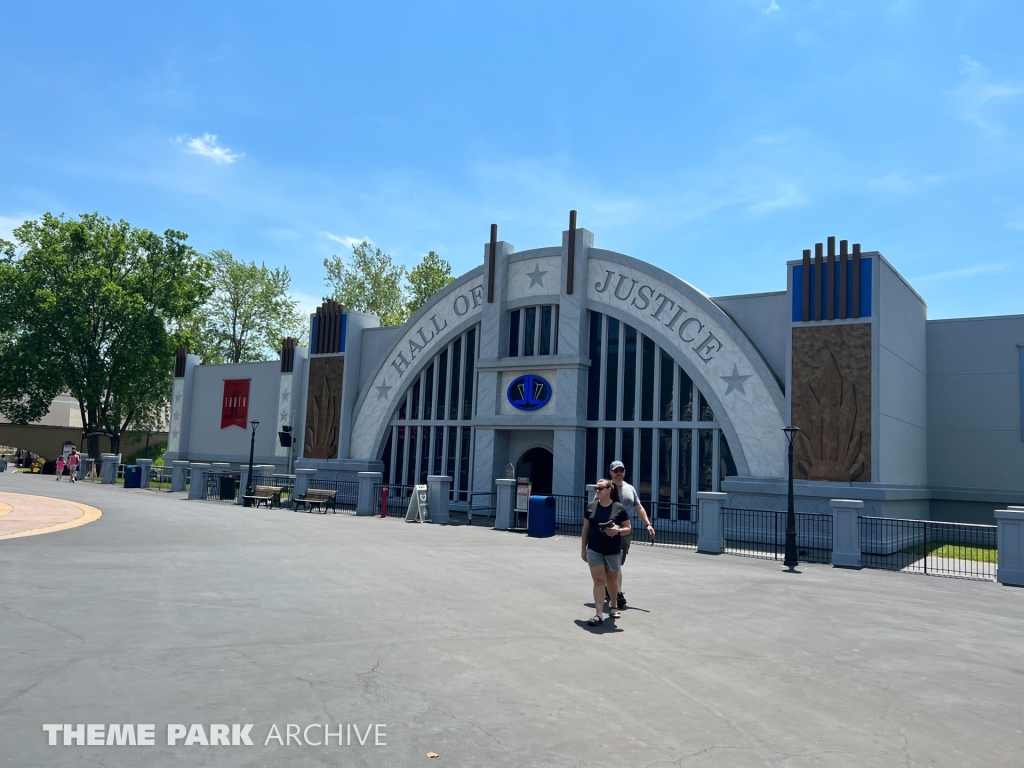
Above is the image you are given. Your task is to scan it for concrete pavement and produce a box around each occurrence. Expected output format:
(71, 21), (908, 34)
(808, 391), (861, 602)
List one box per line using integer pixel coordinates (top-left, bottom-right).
(1, 470), (1022, 767)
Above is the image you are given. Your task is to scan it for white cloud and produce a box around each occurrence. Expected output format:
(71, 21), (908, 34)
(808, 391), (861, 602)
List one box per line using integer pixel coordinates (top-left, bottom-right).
(952, 56), (1024, 138)
(763, 1), (780, 14)
(746, 182), (805, 214)
(0, 213), (41, 244)
(173, 133), (243, 164)
(321, 232), (371, 249)
(868, 172), (944, 197)
(290, 288), (325, 318)
(913, 263), (1015, 282)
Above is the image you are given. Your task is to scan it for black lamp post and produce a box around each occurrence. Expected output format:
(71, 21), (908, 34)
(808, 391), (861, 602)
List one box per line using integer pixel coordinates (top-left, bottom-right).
(782, 426), (801, 570)
(243, 420), (260, 507)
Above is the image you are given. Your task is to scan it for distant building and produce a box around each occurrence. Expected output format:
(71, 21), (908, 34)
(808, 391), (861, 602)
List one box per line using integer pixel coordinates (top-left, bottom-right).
(164, 223), (1024, 523)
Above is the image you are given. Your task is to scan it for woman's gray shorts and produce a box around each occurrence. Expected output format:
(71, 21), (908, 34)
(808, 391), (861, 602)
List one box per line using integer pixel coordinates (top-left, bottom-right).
(586, 549), (622, 571)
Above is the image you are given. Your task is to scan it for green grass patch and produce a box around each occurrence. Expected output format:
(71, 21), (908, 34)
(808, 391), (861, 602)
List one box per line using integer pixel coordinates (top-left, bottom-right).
(901, 542), (997, 563)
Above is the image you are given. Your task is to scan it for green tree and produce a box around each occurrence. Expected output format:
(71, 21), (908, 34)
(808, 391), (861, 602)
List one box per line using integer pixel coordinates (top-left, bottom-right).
(323, 242), (455, 326)
(406, 250), (454, 317)
(192, 249), (306, 364)
(323, 241), (408, 326)
(0, 213), (211, 458)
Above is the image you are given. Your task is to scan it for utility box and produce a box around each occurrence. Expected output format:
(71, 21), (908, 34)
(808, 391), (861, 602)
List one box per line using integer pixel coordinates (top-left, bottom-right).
(527, 495), (556, 538)
(124, 466), (142, 489)
(219, 475), (238, 500)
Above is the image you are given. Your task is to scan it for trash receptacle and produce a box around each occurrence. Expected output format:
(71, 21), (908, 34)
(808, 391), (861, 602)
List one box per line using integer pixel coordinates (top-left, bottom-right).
(124, 465), (141, 488)
(527, 495), (556, 538)
(219, 475), (238, 500)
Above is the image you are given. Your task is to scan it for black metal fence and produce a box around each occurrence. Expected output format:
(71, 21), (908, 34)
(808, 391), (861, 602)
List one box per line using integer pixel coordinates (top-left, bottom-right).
(147, 465), (174, 490)
(464, 492), (497, 524)
(721, 508), (833, 563)
(553, 494), (588, 536)
(306, 478), (359, 513)
(374, 483), (417, 518)
(643, 501), (700, 549)
(859, 516), (996, 580)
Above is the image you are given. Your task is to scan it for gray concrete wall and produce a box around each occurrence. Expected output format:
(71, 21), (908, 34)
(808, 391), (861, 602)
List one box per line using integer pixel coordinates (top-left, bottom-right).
(712, 291), (789, 386)
(927, 314), (1024, 498)
(358, 326), (404, 391)
(875, 256), (929, 486)
(185, 361), (284, 467)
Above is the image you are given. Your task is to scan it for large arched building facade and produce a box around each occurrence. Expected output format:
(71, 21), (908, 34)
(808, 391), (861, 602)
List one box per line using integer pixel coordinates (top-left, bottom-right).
(165, 222), (1024, 522)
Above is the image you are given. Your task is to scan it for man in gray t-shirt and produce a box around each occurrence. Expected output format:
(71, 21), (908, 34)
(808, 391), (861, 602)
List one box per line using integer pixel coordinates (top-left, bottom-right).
(609, 460), (655, 608)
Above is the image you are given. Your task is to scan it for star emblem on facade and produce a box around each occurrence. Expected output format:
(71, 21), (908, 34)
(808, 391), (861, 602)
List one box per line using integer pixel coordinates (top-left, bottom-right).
(171, 428), (179, 442)
(280, 388), (290, 403)
(720, 365), (752, 395)
(375, 382), (393, 400)
(526, 264), (548, 287)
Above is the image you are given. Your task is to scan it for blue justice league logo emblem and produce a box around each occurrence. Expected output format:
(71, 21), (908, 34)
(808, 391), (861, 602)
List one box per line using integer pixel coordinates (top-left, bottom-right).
(507, 374), (552, 411)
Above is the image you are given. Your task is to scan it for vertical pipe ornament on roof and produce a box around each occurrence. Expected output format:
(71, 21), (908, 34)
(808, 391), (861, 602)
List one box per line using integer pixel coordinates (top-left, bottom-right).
(801, 249), (811, 322)
(814, 242), (824, 321)
(839, 239), (849, 319)
(566, 209), (577, 296)
(826, 236), (836, 320)
(487, 224), (497, 304)
(852, 243), (862, 319)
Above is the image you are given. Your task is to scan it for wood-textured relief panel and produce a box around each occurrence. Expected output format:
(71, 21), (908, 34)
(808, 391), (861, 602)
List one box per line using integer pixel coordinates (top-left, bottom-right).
(791, 324), (871, 482)
(304, 356), (344, 459)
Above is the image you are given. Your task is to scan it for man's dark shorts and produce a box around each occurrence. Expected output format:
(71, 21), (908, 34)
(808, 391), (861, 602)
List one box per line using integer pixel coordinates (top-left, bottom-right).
(620, 533), (631, 564)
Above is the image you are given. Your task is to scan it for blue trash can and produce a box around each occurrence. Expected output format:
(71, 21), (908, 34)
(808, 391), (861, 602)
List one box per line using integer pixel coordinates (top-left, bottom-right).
(527, 495), (556, 538)
(124, 465), (142, 488)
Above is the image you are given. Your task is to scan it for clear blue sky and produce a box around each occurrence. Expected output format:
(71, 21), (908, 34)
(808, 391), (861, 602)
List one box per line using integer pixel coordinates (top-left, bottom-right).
(2, 1), (1022, 319)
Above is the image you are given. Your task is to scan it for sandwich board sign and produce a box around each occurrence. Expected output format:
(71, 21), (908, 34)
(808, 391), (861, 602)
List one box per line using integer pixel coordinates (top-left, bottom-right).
(405, 485), (430, 523)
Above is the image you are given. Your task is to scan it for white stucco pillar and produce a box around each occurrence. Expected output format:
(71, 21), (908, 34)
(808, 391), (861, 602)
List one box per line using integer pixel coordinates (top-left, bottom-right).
(101, 454), (121, 484)
(357, 471), (383, 516)
(494, 478), (516, 531)
(135, 459), (153, 489)
(170, 460), (190, 492)
(294, 469), (317, 501)
(427, 475), (452, 524)
(830, 499), (863, 568)
(996, 509), (1024, 587)
(697, 491), (727, 554)
(553, 428), (586, 496)
(188, 463), (211, 500)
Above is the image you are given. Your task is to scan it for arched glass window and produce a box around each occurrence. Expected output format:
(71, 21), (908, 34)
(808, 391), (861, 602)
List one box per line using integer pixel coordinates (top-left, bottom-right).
(584, 311), (738, 516)
(508, 305), (559, 357)
(379, 327), (478, 500)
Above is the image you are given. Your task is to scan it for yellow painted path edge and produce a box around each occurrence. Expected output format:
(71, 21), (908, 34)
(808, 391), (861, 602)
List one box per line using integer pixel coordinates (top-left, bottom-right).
(0, 494), (103, 541)
(0, 502), (12, 517)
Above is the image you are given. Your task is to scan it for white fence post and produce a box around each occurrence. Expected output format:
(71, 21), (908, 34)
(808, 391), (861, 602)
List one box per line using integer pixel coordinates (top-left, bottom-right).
(187, 463), (210, 500)
(135, 459), (154, 488)
(996, 509), (1024, 587)
(494, 478), (516, 530)
(293, 469), (317, 504)
(697, 491), (727, 554)
(427, 475), (452, 524)
(170, 460), (190, 492)
(357, 472), (383, 516)
(830, 499), (863, 568)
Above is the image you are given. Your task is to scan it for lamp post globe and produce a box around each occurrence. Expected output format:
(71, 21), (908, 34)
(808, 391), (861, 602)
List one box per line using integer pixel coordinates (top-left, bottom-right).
(244, 420), (260, 507)
(782, 426), (801, 570)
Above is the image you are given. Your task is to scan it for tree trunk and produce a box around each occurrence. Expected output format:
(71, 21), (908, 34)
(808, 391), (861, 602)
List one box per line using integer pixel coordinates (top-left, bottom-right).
(110, 432), (121, 456)
(86, 406), (101, 460)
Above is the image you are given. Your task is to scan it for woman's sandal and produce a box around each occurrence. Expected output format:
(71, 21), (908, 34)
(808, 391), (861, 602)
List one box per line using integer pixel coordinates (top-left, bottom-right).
(608, 608), (621, 619)
(587, 615), (604, 626)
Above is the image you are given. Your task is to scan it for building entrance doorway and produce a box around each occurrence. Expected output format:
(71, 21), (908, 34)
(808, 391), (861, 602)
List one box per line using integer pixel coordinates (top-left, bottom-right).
(516, 447), (554, 496)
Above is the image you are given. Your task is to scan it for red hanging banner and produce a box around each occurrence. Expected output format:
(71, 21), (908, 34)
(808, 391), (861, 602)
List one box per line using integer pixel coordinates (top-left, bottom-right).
(221, 379), (251, 429)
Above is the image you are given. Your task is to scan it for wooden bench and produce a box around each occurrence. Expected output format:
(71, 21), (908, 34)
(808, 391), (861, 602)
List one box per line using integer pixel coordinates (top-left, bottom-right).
(294, 488), (337, 514)
(244, 485), (283, 508)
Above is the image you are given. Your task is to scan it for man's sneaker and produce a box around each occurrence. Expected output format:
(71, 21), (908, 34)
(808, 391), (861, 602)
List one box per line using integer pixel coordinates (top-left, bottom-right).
(616, 592), (627, 608)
